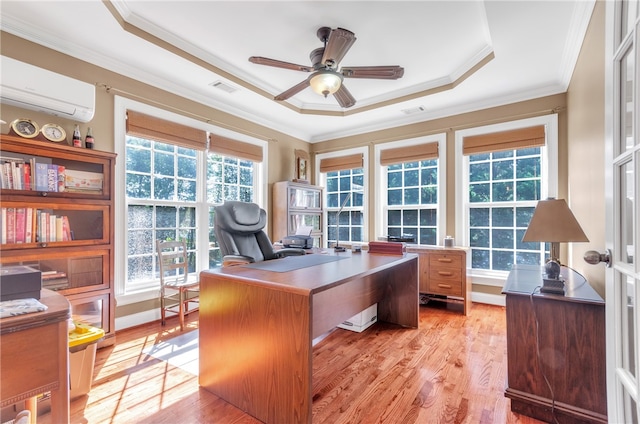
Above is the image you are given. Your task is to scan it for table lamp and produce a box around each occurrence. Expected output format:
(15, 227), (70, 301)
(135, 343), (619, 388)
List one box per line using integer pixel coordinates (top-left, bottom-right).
(521, 198), (589, 294)
(334, 192), (352, 252)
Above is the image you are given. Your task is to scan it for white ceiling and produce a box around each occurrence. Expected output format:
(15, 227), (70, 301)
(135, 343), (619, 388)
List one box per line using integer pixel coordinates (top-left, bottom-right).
(0, 1), (595, 143)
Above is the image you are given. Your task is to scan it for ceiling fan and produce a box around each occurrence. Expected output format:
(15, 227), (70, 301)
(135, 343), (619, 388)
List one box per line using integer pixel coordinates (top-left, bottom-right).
(249, 26), (404, 108)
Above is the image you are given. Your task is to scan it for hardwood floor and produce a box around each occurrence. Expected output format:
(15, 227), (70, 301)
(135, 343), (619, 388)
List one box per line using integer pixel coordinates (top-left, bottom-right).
(38, 301), (544, 424)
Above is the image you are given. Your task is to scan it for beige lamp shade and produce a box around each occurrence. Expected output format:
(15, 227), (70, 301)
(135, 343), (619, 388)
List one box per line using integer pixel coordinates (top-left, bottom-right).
(522, 198), (589, 263)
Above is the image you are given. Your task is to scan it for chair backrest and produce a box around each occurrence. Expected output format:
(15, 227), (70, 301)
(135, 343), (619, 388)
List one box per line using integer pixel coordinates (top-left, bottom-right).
(157, 240), (190, 284)
(214, 201), (278, 262)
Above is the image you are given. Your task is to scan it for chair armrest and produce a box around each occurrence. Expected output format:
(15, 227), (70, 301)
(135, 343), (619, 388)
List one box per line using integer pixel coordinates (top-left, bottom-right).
(222, 255), (255, 267)
(276, 248), (307, 257)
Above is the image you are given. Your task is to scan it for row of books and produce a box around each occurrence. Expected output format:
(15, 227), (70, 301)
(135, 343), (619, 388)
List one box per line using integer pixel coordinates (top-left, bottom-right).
(1, 207), (72, 244)
(1, 156), (65, 192)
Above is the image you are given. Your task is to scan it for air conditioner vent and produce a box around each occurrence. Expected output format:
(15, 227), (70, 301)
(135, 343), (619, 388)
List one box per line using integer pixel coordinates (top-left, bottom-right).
(209, 81), (238, 94)
(401, 106), (426, 115)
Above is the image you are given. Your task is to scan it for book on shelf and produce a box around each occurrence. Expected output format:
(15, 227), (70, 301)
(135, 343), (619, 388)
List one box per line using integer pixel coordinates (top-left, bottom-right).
(4, 208), (16, 244)
(24, 162), (31, 190)
(25, 207), (33, 243)
(0, 156), (24, 190)
(14, 207), (26, 243)
(0, 207), (72, 245)
(0, 208), (5, 244)
(65, 169), (103, 191)
(47, 164), (58, 192)
(57, 165), (65, 192)
(41, 270), (68, 280)
(35, 162), (49, 191)
(41, 271), (70, 290)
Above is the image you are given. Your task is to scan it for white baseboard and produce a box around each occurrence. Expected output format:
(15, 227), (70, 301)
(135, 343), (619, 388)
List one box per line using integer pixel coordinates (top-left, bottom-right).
(115, 309), (160, 330)
(471, 291), (505, 307)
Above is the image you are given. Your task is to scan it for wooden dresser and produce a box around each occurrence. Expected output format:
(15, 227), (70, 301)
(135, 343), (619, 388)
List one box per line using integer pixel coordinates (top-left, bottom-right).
(502, 265), (607, 424)
(406, 246), (471, 315)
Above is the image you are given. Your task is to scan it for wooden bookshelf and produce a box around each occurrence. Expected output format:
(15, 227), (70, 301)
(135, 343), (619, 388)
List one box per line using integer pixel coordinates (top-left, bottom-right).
(0, 134), (117, 346)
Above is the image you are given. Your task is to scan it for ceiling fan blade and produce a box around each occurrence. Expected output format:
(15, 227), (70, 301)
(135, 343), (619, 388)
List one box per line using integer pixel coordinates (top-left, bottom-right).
(334, 84), (356, 108)
(341, 66), (405, 79)
(321, 28), (356, 67)
(249, 56), (313, 72)
(274, 79), (310, 101)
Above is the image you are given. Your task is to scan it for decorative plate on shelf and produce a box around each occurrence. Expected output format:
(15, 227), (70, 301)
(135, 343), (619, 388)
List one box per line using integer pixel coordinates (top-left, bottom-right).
(41, 123), (67, 142)
(10, 118), (39, 139)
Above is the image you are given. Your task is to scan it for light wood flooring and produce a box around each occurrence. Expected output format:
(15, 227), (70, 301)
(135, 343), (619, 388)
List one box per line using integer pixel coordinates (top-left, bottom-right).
(39, 301), (544, 424)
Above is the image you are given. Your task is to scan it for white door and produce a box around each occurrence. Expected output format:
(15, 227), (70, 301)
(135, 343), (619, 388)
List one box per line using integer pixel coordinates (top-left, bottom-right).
(605, 1), (639, 422)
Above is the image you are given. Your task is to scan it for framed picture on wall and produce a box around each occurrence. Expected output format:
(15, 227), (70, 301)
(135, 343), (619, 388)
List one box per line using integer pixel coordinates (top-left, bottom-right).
(294, 149), (310, 183)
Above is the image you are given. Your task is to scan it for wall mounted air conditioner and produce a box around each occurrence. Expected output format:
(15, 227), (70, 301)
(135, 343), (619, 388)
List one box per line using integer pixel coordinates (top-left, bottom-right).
(1, 56), (95, 123)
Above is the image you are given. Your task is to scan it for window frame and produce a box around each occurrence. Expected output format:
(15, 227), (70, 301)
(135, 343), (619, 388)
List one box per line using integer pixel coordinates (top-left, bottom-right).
(114, 96), (267, 306)
(455, 114), (558, 286)
(315, 146), (368, 247)
(374, 134), (447, 244)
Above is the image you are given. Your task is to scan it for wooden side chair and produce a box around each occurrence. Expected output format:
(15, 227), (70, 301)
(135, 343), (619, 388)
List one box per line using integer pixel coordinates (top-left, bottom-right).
(156, 240), (199, 331)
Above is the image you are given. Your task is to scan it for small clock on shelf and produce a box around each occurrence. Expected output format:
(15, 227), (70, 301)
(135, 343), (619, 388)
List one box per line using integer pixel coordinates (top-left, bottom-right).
(41, 123), (67, 142)
(9, 118), (40, 139)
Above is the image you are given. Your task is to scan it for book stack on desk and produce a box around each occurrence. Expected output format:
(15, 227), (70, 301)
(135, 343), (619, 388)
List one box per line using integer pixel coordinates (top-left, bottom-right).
(368, 241), (405, 255)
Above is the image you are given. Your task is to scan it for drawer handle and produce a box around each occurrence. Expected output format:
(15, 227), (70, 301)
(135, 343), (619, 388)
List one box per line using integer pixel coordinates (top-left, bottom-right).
(437, 271), (453, 276)
(437, 258), (452, 263)
(437, 284), (452, 289)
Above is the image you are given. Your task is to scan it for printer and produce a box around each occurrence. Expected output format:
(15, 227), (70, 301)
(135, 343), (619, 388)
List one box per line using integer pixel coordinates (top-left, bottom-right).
(282, 235), (314, 249)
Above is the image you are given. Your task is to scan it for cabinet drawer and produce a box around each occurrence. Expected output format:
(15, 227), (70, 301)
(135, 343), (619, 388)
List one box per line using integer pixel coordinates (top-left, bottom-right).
(429, 253), (463, 269)
(428, 277), (463, 296)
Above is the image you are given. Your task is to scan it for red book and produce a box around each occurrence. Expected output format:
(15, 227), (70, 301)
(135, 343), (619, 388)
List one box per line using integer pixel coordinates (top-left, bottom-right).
(5, 207), (16, 244)
(14, 207), (26, 243)
(23, 162), (31, 190)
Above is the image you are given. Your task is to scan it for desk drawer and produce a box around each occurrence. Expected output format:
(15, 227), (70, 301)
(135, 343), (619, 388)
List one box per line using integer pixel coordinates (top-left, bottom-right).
(429, 253), (463, 268)
(428, 268), (463, 296)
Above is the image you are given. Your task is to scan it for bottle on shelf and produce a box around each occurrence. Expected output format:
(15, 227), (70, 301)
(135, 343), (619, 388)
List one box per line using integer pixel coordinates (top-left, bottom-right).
(72, 125), (82, 148)
(85, 127), (94, 149)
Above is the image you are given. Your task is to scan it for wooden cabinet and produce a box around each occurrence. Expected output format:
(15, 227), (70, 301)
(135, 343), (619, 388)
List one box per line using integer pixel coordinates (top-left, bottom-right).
(502, 265), (607, 424)
(0, 134), (116, 346)
(272, 181), (323, 247)
(406, 246), (471, 315)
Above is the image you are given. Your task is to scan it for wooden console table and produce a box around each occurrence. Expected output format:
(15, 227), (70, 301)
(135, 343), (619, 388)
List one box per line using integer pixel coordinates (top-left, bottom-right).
(199, 251), (418, 424)
(0, 289), (71, 424)
(502, 265), (606, 424)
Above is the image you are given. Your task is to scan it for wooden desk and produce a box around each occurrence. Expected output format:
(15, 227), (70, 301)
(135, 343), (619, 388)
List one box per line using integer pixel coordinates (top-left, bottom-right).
(199, 251), (418, 424)
(502, 265), (606, 424)
(1, 289), (70, 424)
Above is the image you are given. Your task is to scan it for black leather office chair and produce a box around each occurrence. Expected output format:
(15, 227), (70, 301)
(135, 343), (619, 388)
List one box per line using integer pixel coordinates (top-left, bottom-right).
(214, 201), (305, 266)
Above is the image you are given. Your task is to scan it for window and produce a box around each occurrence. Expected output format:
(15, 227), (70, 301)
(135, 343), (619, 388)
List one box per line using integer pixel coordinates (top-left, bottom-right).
(375, 135), (446, 245)
(115, 98), (265, 302)
(316, 148), (367, 247)
(126, 136), (200, 293)
(467, 147), (543, 271)
(456, 115), (558, 279)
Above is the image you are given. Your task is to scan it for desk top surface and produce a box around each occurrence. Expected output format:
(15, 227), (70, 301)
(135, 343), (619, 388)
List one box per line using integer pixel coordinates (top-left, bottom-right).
(202, 251), (417, 295)
(503, 264), (603, 305)
(0, 289), (71, 334)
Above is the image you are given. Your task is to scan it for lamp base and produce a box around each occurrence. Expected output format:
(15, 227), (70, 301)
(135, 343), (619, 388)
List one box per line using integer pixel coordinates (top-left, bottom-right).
(541, 277), (565, 295)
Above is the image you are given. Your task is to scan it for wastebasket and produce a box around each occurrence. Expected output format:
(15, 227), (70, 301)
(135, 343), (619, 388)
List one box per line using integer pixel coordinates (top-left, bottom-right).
(68, 322), (104, 400)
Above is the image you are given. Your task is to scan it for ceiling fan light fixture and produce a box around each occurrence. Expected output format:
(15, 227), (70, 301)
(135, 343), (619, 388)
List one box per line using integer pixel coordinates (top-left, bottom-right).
(309, 70), (343, 97)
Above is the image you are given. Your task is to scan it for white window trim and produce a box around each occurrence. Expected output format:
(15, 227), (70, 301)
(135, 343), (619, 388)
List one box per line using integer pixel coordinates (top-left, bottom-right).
(373, 133), (447, 244)
(114, 96), (267, 305)
(454, 114), (558, 286)
(315, 146), (369, 246)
